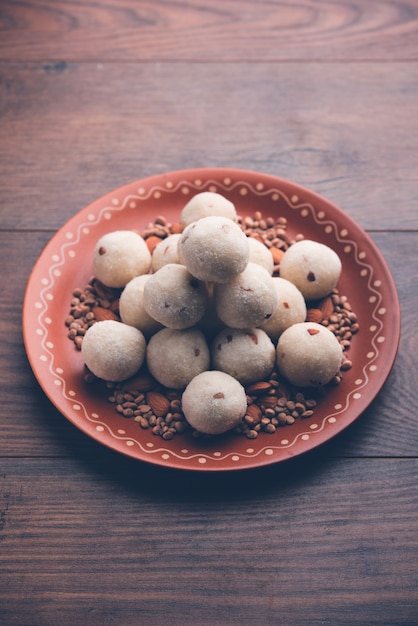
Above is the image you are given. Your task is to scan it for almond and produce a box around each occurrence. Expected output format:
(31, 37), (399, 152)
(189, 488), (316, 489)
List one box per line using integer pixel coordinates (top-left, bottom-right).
(246, 332), (258, 345)
(92, 306), (119, 322)
(93, 279), (119, 301)
(145, 235), (163, 253)
(109, 298), (120, 314)
(318, 296), (334, 320)
(146, 391), (170, 417)
(125, 374), (157, 393)
(258, 395), (277, 409)
(171, 222), (183, 234)
(246, 381), (272, 395)
(306, 308), (323, 323)
(307, 328), (320, 335)
(270, 247), (284, 265)
(246, 403), (262, 420)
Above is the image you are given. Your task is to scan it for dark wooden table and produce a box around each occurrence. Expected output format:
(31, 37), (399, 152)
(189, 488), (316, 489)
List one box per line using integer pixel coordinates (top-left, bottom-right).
(1, 2), (417, 625)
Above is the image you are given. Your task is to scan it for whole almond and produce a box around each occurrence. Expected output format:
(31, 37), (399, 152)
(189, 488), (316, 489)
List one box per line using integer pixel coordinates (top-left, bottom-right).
(93, 280), (119, 301)
(126, 374), (157, 393)
(246, 381), (272, 395)
(147, 391), (170, 417)
(318, 296), (334, 319)
(92, 306), (119, 322)
(306, 308), (323, 323)
(246, 332), (258, 345)
(145, 235), (163, 253)
(270, 247), (284, 265)
(246, 403), (262, 421)
(258, 395), (277, 409)
(109, 298), (120, 313)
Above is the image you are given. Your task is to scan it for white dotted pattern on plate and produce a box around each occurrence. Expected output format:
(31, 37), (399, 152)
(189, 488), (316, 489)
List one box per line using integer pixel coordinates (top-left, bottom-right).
(34, 177), (385, 466)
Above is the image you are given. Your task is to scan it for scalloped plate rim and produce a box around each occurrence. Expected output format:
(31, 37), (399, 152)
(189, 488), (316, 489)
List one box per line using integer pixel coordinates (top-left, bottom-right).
(22, 167), (401, 471)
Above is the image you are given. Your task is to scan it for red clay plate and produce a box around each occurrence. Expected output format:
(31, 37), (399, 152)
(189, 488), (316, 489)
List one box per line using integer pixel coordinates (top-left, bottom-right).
(23, 168), (400, 471)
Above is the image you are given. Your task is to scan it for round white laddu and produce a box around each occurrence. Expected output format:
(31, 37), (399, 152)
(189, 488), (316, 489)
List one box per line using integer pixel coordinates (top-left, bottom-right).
(211, 327), (276, 385)
(279, 239), (342, 300)
(178, 216), (249, 283)
(276, 322), (343, 387)
(81, 320), (146, 382)
(143, 263), (209, 330)
(247, 237), (274, 274)
(260, 277), (307, 341)
(92, 230), (151, 288)
(119, 275), (162, 337)
(180, 191), (237, 227)
(214, 262), (278, 329)
(151, 234), (182, 272)
(182, 370), (247, 435)
(146, 328), (210, 389)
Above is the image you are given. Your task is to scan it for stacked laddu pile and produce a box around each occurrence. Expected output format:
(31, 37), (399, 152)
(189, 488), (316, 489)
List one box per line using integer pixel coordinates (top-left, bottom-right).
(79, 191), (346, 437)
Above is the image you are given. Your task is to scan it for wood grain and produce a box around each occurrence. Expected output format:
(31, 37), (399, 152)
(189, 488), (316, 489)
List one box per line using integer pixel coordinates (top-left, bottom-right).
(1, 2), (417, 625)
(1, 62), (418, 231)
(1, 0), (418, 62)
(1, 457), (417, 625)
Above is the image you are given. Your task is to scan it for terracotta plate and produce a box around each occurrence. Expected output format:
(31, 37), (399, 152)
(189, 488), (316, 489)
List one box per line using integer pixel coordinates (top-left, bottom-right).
(23, 168), (400, 471)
